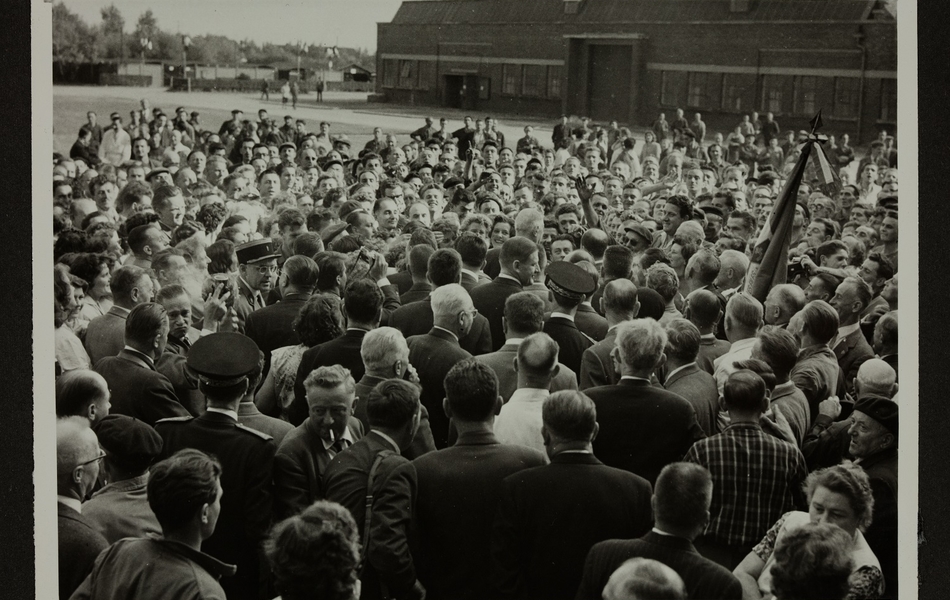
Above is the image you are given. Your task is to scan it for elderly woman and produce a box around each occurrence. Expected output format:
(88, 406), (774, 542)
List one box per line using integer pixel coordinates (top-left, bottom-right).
(733, 462), (884, 600)
(265, 501), (361, 600)
(255, 294), (344, 421)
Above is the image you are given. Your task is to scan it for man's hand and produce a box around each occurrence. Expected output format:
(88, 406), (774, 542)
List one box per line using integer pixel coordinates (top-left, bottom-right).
(368, 251), (389, 282)
(203, 283), (230, 328)
(818, 395), (842, 420)
(574, 177), (594, 204)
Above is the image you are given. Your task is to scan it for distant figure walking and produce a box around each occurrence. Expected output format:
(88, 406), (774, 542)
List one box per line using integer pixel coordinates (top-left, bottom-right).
(290, 80), (299, 110)
(281, 81), (290, 107)
(316, 78), (325, 102)
(260, 79), (269, 101)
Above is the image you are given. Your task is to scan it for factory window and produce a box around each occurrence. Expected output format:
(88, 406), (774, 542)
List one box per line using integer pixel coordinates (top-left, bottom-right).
(523, 64), (546, 97)
(503, 64), (520, 95)
(548, 66), (562, 99)
(417, 60), (431, 91)
(399, 60), (415, 89)
(761, 75), (793, 114)
(880, 78), (897, 122)
(687, 72), (710, 108)
(721, 73), (755, 112)
(834, 77), (859, 119)
(660, 70), (687, 107)
(383, 59), (397, 88)
(795, 76), (817, 115)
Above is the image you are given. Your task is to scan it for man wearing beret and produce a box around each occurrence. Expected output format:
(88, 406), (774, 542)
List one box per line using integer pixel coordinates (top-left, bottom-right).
(155, 333), (276, 600)
(82, 415), (163, 543)
(542, 261), (597, 381)
(848, 395), (898, 597)
(234, 239), (281, 334)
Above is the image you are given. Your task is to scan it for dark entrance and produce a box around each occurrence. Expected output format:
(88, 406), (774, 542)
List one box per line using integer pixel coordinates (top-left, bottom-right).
(444, 75), (465, 108)
(587, 45), (632, 122)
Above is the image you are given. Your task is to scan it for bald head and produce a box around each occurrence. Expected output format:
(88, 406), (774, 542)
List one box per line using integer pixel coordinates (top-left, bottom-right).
(56, 416), (100, 496)
(764, 284), (806, 326)
(685, 288), (722, 330)
(516, 332), (560, 386)
(715, 250), (749, 290)
(431, 284), (473, 328)
(856, 358), (897, 399)
(514, 208), (544, 242)
(602, 279), (640, 320)
(603, 558), (687, 600)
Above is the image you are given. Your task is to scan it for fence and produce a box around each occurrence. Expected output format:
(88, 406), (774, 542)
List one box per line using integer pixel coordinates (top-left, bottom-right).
(100, 74), (153, 87)
(169, 78), (374, 93)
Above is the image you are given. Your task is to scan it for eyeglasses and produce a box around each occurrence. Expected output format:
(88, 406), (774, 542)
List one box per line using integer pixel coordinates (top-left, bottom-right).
(77, 449), (106, 468)
(252, 265), (280, 275)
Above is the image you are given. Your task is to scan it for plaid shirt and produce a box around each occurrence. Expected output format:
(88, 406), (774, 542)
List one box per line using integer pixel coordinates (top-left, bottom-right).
(684, 422), (807, 546)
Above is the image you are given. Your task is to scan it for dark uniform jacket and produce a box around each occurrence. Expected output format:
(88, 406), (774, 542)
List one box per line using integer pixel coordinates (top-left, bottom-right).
(543, 316), (593, 383)
(475, 342), (578, 403)
(490, 452), (653, 600)
(580, 327), (619, 390)
(58, 502), (108, 600)
(575, 532), (742, 600)
(243, 291), (310, 376)
(95, 348), (190, 426)
(407, 328), (472, 448)
(470, 275), (523, 352)
(585, 378), (706, 486)
(389, 296), (492, 356)
(399, 282), (433, 305)
(354, 374), (436, 460)
(156, 334), (204, 417)
(155, 411), (276, 600)
(290, 329), (368, 426)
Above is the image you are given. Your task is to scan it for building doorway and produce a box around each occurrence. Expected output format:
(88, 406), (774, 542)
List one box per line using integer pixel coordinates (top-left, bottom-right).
(588, 44), (632, 122)
(444, 75), (465, 108)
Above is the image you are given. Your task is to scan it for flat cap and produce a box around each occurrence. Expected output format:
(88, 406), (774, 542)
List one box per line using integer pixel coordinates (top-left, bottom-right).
(93, 414), (162, 471)
(187, 332), (261, 387)
(190, 111), (200, 117)
(699, 205), (724, 218)
(235, 238), (280, 264)
(623, 222), (653, 245)
(279, 141), (297, 151)
(854, 396), (898, 437)
(545, 261), (596, 301)
(322, 159), (343, 170)
(145, 168), (170, 181)
(110, 112), (122, 121)
(332, 134), (351, 146)
(231, 109), (243, 115)
(443, 176), (464, 189)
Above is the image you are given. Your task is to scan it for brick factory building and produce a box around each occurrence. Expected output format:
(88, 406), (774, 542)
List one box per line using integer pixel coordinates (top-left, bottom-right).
(375, 0), (897, 141)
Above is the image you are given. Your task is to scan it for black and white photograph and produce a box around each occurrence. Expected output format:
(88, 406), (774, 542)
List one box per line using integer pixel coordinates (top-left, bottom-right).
(33, 0), (919, 599)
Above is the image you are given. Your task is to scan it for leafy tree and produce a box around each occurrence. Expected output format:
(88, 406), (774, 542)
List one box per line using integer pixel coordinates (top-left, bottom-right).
(52, 2), (97, 73)
(97, 4), (126, 60)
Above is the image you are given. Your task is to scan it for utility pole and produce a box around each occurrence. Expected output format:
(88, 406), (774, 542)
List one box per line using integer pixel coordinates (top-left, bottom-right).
(182, 35), (191, 91)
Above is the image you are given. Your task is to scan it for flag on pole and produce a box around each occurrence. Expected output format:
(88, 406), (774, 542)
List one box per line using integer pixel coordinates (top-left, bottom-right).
(745, 124), (821, 302)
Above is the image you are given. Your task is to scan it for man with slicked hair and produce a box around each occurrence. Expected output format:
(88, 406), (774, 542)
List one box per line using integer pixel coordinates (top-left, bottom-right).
(84, 265), (154, 364)
(585, 320), (705, 485)
(830, 276), (875, 394)
(580, 279), (640, 390)
(713, 293), (763, 393)
(576, 462), (742, 600)
(685, 289), (730, 374)
(471, 236), (540, 351)
(590, 245), (634, 316)
(752, 326), (811, 445)
(491, 391), (653, 600)
(384, 359), (547, 600)
(476, 292), (578, 402)
(663, 319), (721, 437)
(788, 300), (845, 422)
(400, 244), (436, 304)
(763, 283), (805, 329)
(483, 208), (544, 279)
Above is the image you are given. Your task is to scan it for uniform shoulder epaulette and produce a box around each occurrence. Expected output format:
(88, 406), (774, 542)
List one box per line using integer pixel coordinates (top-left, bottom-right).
(235, 422), (274, 441)
(155, 416), (195, 425)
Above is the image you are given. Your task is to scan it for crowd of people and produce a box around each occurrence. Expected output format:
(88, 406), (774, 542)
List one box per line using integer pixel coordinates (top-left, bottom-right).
(51, 99), (900, 600)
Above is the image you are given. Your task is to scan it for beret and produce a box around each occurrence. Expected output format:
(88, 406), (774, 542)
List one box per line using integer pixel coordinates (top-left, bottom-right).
(187, 333), (261, 386)
(635, 287), (666, 321)
(235, 238), (279, 264)
(443, 176), (464, 189)
(854, 396), (898, 436)
(93, 415), (162, 470)
(545, 261), (596, 300)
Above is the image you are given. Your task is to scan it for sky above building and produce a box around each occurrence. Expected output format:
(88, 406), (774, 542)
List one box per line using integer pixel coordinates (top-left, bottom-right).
(63, 0), (404, 51)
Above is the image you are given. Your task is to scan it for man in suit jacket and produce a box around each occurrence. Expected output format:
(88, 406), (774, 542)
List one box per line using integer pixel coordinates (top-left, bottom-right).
(354, 327), (436, 459)
(574, 300), (609, 342)
(95, 303), (191, 426)
(752, 327), (812, 445)
(238, 355), (294, 446)
(663, 319), (721, 437)
(471, 236), (540, 351)
(244, 255), (317, 374)
(585, 319), (706, 486)
(542, 261), (597, 381)
(387, 359), (547, 600)
(399, 244), (436, 304)
(57, 417), (109, 600)
(831, 277), (876, 394)
(154, 333), (276, 600)
(389, 248), (492, 355)
(491, 390), (653, 600)
(580, 279), (640, 390)
(407, 284), (476, 448)
(477, 292), (578, 402)
(233, 238), (281, 333)
(576, 462), (742, 600)
(686, 289), (732, 374)
(873, 311), (898, 381)
(323, 379), (426, 600)
(789, 300), (845, 423)
(290, 279), (384, 425)
(456, 231), (493, 292)
(276, 364), (364, 519)
(84, 265), (153, 364)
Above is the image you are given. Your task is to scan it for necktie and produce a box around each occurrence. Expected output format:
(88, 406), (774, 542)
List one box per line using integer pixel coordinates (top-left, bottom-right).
(330, 438), (348, 454)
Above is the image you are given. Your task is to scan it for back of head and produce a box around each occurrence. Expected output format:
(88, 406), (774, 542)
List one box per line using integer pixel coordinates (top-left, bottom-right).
(366, 379), (420, 431)
(616, 319), (667, 371)
(768, 284), (806, 319)
(517, 332), (560, 380)
(500, 236), (538, 270)
(754, 326), (800, 380)
(603, 245), (634, 280)
(110, 266), (148, 309)
(292, 232), (324, 258)
(718, 249), (749, 278)
(514, 208), (544, 241)
(725, 293), (763, 335)
(430, 283), (470, 321)
(685, 289), (721, 328)
(603, 558), (687, 600)
(645, 263), (679, 304)
(315, 252), (347, 291)
(283, 255), (319, 290)
(686, 248), (720, 285)
(663, 319), (701, 363)
(635, 288), (666, 321)
(769, 523), (854, 600)
(454, 232), (488, 268)
(856, 358), (897, 398)
(361, 327), (407, 374)
(723, 369), (767, 413)
(580, 228), (609, 260)
(407, 244), (435, 278)
(800, 300), (839, 344)
(603, 279), (639, 316)
(343, 279), (384, 324)
(56, 369), (109, 419)
(428, 248), (463, 287)
(733, 358), (777, 393)
(265, 501), (361, 600)
(444, 358), (501, 422)
(654, 462), (713, 534)
(542, 390), (597, 443)
(125, 302), (166, 348)
(147, 448), (222, 533)
(56, 415), (96, 483)
(504, 291), (545, 336)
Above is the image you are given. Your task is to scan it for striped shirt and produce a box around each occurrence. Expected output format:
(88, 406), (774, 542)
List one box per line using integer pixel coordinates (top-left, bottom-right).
(685, 422), (807, 546)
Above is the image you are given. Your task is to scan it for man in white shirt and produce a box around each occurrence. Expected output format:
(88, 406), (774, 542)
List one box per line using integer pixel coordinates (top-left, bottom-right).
(98, 112), (132, 166)
(713, 293), (763, 394)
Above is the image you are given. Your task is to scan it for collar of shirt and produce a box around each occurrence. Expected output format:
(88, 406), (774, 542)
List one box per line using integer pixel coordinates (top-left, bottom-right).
(461, 267), (481, 280)
(551, 311), (575, 322)
(651, 527), (677, 537)
(57, 495), (82, 513)
(347, 327), (370, 333)
(700, 333), (717, 341)
(620, 375), (652, 384)
(205, 407), (239, 421)
(728, 337), (758, 354)
(370, 430), (401, 453)
(238, 276), (263, 303)
(322, 425), (356, 451)
(509, 387), (550, 403)
(504, 337), (525, 347)
(836, 322), (861, 343)
(581, 301), (593, 308)
(665, 363), (696, 381)
(496, 273), (522, 285)
(122, 346), (155, 369)
(557, 449), (592, 455)
(432, 325), (459, 342)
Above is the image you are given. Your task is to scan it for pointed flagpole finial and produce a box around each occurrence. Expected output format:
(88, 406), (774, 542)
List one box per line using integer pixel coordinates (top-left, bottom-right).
(809, 110), (824, 135)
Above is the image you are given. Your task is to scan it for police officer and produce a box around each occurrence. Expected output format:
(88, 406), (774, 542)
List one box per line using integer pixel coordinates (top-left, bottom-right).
(543, 261), (597, 380)
(155, 333), (276, 600)
(234, 239), (281, 332)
